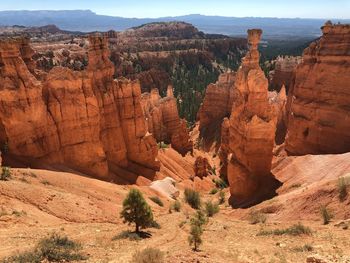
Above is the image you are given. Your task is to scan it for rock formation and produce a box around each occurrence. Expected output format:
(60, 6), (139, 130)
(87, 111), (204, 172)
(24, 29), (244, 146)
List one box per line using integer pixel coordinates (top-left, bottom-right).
(193, 156), (212, 179)
(0, 35), (159, 182)
(221, 29), (281, 207)
(269, 56), (301, 93)
(141, 86), (192, 156)
(269, 86), (287, 145)
(198, 72), (236, 148)
(286, 22), (350, 155)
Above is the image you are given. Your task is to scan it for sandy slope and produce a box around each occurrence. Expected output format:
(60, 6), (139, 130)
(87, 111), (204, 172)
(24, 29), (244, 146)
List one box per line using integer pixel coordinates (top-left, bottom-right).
(1, 149), (350, 262)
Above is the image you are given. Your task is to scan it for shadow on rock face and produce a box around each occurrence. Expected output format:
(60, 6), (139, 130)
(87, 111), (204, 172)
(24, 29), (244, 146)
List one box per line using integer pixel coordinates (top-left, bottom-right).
(229, 173), (283, 209)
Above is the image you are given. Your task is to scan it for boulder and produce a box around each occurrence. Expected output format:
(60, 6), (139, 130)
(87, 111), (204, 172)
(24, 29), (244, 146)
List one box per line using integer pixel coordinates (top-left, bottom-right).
(194, 156), (212, 179)
(149, 177), (179, 199)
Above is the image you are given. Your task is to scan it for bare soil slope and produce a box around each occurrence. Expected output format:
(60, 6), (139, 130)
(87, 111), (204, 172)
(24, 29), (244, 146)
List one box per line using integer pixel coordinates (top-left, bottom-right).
(1, 149), (350, 262)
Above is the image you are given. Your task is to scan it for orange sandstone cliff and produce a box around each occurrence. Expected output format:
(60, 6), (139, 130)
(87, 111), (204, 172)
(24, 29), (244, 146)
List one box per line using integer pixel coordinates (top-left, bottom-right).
(0, 35), (159, 182)
(286, 22), (350, 155)
(141, 86), (193, 156)
(221, 29), (281, 207)
(197, 72), (236, 148)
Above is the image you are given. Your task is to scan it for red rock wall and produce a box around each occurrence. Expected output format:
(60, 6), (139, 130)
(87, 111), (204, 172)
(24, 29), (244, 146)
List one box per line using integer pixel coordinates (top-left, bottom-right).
(269, 56), (300, 93)
(0, 38), (62, 164)
(141, 86), (193, 156)
(286, 22), (350, 155)
(198, 72), (236, 147)
(0, 36), (159, 182)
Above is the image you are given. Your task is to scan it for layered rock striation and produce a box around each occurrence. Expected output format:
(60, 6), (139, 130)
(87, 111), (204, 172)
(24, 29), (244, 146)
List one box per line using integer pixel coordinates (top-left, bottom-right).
(269, 56), (301, 93)
(141, 86), (192, 156)
(221, 29), (281, 207)
(286, 22), (350, 155)
(198, 72), (236, 148)
(0, 35), (159, 182)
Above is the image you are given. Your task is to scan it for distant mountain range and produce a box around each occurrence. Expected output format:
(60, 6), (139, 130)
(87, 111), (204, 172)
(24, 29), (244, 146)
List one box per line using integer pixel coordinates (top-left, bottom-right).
(0, 10), (349, 38)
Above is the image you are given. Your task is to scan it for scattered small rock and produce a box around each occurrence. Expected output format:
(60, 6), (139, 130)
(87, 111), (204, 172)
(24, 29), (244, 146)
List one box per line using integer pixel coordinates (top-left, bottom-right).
(306, 255), (327, 263)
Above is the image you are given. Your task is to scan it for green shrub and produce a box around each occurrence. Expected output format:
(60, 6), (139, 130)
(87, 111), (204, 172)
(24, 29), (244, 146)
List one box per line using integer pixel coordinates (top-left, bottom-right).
(0, 167), (11, 181)
(157, 142), (169, 149)
(12, 210), (27, 217)
(2, 251), (42, 263)
(19, 177), (30, 184)
(320, 205), (333, 225)
(169, 200), (181, 212)
(149, 220), (161, 229)
(248, 210), (267, 224)
(293, 244), (314, 252)
(112, 230), (142, 241)
(218, 191), (225, 204)
(209, 166), (216, 175)
(204, 201), (219, 217)
(120, 189), (154, 233)
(149, 196), (164, 207)
(38, 233), (85, 262)
(40, 180), (51, 185)
(209, 188), (218, 195)
(338, 177), (348, 201)
(258, 223), (312, 236)
(178, 220), (187, 228)
(184, 188), (201, 209)
(212, 178), (228, 189)
(3, 233), (86, 263)
(0, 208), (8, 217)
(289, 183), (302, 189)
(131, 247), (164, 263)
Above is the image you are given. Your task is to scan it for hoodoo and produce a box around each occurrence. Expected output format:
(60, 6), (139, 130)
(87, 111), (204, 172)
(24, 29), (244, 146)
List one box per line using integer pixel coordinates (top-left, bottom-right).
(221, 29), (281, 207)
(141, 86), (193, 156)
(286, 22), (350, 155)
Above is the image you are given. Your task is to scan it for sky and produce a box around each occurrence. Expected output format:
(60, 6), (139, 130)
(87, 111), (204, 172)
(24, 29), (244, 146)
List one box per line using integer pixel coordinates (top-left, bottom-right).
(0, 0), (349, 19)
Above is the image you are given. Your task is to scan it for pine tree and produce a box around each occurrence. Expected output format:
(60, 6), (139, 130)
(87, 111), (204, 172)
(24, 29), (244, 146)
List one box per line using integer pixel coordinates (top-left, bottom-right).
(120, 189), (153, 233)
(188, 210), (207, 251)
(188, 224), (202, 251)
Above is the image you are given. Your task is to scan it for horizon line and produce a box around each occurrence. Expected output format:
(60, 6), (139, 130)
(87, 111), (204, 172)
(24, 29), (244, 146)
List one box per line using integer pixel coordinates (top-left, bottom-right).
(0, 9), (349, 20)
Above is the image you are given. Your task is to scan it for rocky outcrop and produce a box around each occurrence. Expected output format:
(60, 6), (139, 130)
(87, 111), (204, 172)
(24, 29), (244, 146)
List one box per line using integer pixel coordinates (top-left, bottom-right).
(123, 22), (205, 39)
(194, 156), (212, 179)
(198, 72), (236, 148)
(0, 35), (159, 182)
(269, 86), (287, 145)
(221, 29), (281, 207)
(0, 37), (62, 166)
(286, 22), (350, 155)
(141, 86), (192, 156)
(18, 37), (36, 74)
(269, 56), (301, 93)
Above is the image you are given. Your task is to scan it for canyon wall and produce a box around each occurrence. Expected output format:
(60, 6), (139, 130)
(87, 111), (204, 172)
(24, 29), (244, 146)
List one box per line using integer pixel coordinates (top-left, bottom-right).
(269, 56), (301, 93)
(197, 72), (236, 148)
(221, 29), (281, 207)
(286, 22), (350, 155)
(0, 35), (159, 182)
(141, 86), (192, 156)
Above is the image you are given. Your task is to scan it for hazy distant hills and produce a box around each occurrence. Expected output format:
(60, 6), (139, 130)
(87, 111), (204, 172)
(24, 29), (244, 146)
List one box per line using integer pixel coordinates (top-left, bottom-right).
(0, 10), (349, 37)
